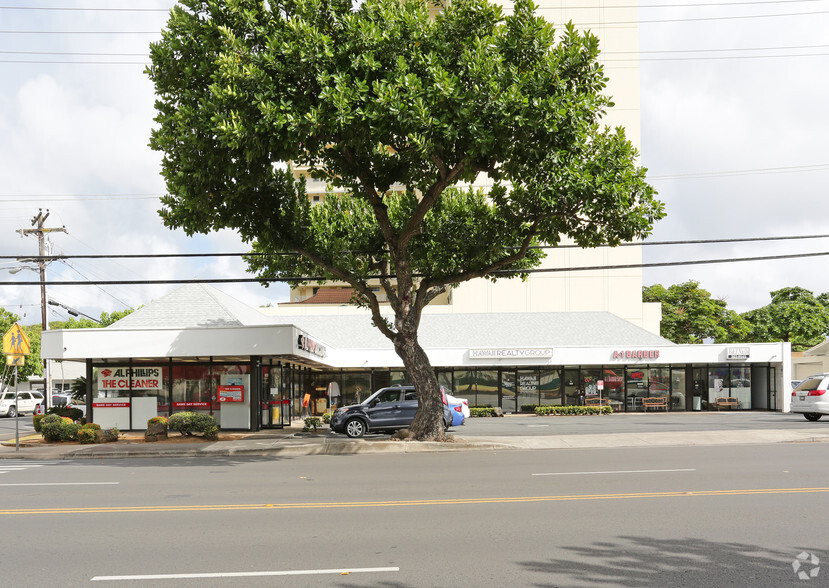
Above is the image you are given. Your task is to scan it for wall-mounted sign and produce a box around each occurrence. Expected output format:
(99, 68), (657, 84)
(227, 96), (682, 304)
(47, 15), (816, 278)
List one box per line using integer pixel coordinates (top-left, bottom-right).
(518, 373), (539, 393)
(172, 401), (211, 409)
(93, 400), (130, 408)
(98, 367), (163, 391)
(218, 385), (244, 403)
(469, 348), (553, 359)
(611, 350), (660, 360)
(726, 347), (750, 360)
(297, 334), (327, 358)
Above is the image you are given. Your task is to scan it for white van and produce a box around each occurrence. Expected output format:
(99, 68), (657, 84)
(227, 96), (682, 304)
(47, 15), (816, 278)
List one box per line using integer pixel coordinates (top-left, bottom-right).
(0, 390), (44, 418)
(791, 374), (829, 421)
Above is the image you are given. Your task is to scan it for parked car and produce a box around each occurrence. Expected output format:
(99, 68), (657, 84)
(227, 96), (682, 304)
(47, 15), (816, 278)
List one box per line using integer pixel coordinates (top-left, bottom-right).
(0, 390), (44, 418)
(448, 402), (466, 426)
(445, 393), (470, 419)
(791, 374), (829, 421)
(52, 393), (87, 417)
(330, 385), (453, 438)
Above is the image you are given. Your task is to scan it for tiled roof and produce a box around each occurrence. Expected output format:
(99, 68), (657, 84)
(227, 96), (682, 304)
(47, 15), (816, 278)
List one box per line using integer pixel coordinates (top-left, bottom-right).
(283, 289), (354, 305)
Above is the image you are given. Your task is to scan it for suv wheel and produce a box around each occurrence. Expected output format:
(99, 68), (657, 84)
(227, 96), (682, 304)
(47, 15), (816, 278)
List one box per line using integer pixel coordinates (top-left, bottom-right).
(345, 418), (366, 438)
(805, 413), (823, 422)
(7, 406), (16, 418)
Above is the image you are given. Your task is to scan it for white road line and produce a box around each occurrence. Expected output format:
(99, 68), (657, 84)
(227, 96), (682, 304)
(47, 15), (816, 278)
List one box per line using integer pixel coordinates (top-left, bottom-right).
(0, 482), (119, 487)
(91, 566), (400, 581)
(526, 424), (550, 427)
(532, 468), (696, 476)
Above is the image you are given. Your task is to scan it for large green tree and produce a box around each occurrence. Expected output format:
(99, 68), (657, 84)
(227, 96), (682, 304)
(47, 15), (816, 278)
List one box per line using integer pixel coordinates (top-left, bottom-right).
(0, 308), (42, 383)
(741, 287), (829, 351)
(147, 0), (663, 439)
(643, 281), (748, 344)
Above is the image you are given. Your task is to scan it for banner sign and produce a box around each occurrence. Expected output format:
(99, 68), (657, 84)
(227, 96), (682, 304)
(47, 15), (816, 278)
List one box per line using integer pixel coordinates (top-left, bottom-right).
(469, 348), (553, 359)
(218, 385), (244, 403)
(93, 400), (130, 408)
(172, 402), (211, 409)
(99, 367), (163, 391)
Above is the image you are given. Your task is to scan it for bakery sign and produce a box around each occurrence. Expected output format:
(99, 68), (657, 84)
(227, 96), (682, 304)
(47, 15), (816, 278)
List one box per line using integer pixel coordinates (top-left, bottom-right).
(469, 348), (553, 359)
(98, 367), (163, 391)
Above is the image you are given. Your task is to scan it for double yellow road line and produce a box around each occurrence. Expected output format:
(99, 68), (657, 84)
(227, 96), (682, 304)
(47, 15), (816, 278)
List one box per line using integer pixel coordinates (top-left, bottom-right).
(2, 486), (828, 516)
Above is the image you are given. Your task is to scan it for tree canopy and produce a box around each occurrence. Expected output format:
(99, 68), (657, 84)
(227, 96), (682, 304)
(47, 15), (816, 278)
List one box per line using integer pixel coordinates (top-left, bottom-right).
(643, 280), (747, 344)
(741, 287), (829, 351)
(148, 0), (663, 439)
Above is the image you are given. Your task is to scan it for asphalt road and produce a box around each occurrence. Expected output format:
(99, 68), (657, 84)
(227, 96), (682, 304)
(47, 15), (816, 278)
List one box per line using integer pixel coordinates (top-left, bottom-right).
(2, 441), (828, 586)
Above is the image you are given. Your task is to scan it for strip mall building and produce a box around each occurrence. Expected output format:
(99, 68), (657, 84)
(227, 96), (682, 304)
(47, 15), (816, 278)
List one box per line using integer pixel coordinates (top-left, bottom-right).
(41, 283), (792, 431)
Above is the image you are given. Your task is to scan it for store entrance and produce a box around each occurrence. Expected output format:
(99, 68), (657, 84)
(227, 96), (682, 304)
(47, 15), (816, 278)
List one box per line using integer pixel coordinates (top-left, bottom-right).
(260, 364), (290, 429)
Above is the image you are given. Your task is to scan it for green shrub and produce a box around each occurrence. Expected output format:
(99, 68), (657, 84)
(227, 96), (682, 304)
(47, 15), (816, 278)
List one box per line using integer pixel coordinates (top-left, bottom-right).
(33, 413), (47, 432)
(470, 407), (498, 417)
(47, 406), (84, 422)
(77, 428), (97, 444)
(81, 423), (101, 431)
(203, 425), (219, 441)
(520, 404), (539, 413)
(534, 405), (612, 416)
(167, 412), (218, 436)
(41, 416), (81, 442)
(303, 417), (322, 431)
(322, 412), (332, 424)
(148, 416), (168, 427)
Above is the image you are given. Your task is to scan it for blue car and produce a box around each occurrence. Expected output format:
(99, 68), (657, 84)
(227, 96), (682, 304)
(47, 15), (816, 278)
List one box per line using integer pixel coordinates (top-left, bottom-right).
(448, 402), (465, 426)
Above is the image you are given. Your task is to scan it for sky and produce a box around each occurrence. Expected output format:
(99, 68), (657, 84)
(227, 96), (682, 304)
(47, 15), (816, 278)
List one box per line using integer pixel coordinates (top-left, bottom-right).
(1, 0), (828, 325)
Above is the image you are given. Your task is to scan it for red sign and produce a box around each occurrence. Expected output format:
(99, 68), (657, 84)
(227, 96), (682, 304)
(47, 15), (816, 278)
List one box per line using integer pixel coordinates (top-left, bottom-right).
(612, 350), (660, 360)
(93, 401), (130, 408)
(217, 385), (244, 403)
(172, 402), (211, 409)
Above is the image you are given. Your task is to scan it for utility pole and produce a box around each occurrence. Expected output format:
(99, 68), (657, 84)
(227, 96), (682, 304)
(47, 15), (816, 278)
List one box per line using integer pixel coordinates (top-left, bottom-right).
(17, 209), (66, 406)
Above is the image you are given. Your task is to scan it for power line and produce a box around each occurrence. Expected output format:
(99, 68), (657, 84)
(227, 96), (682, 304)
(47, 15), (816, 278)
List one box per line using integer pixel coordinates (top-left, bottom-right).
(2, 249), (829, 286)
(1, 232), (829, 262)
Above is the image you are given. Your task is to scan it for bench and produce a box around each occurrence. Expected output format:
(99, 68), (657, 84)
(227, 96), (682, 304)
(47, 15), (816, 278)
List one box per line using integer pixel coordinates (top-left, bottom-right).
(715, 397), (740, 410)
(642, 396), (668, 411)
(585, 397), (610, 407)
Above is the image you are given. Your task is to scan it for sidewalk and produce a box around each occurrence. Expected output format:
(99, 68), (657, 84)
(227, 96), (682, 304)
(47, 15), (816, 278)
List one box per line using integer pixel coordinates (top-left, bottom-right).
(3, 421), (829, 460)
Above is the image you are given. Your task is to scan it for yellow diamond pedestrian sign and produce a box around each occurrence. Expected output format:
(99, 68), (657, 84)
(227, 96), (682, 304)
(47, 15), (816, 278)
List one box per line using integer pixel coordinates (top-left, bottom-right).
(3, 323), (31, 356)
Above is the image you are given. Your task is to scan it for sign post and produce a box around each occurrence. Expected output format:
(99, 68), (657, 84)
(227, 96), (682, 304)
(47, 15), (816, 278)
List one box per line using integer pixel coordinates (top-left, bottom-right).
(597, 380), (604, 414)
(3, 323), (32, 452)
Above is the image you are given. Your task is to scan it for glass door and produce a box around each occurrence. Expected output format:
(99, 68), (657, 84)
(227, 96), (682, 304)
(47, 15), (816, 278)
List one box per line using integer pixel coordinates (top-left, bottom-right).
(500, 370), (517, 413)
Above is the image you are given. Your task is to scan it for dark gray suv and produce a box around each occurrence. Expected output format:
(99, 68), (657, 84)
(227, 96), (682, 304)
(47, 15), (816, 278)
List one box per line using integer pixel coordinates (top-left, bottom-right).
(330, 386), (452, 438)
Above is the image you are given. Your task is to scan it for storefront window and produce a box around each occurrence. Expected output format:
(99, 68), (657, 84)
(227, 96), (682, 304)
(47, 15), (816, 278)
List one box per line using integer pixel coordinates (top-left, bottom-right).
(437, 371), (453, 396)
(671, 368), (686, 411)
(649, 367), (670, 399)
(708, 366), (730, 410)
(343, 372), (371, 406)
(517, 369), (538, 411)
(563, 369), (579, 406)
(172, 365), (212, 415)
(626, 367), (648, 411)
(390, 371), (408, 386)
(454, 370), (476, 405)
(477, 370), (499, 409)
(501, 370), (516, 413)
(581, 368), (602, 406)
(539, 369), (561, 406)
(602, 367), (624, 412)
(729, 366), (751, 409)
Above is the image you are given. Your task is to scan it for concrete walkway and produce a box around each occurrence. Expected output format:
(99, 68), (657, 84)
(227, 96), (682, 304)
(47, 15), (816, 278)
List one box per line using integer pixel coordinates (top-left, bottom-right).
(3, 420), (829, 460)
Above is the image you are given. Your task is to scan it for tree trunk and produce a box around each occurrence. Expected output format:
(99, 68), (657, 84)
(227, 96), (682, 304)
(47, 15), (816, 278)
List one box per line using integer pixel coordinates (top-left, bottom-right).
(394, 334), (448, 441)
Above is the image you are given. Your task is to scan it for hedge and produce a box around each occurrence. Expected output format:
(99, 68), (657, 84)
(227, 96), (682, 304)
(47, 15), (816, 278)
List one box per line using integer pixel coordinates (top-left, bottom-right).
(535, 405), (612, 416)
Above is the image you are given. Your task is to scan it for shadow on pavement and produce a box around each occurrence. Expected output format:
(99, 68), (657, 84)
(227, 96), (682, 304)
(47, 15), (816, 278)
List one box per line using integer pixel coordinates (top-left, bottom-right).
(517, 535), (811, 587)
